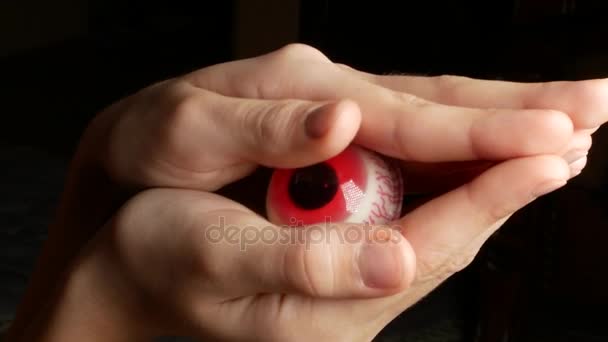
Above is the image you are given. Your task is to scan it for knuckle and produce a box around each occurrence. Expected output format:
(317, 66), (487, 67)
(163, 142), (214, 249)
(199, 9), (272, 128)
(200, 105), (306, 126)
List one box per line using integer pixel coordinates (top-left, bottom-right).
(416, 251), (477, 283)
(283, 233), (328, 297)
(161, 101), (197, 145)
(113, 189), (169, 224)
(464, 182), (517, 225)
(433, 75), (470, 103)
(165, 81), (210, 120)
(105, 81), (202, 183)
(451, 252), (477, 272)
(193, 247), (225, 282)
(272, 43), (327, 62)
(168, 93), (201, 128)
(487, 202), (519, 223)
(254, 44), (330, 97)
(253, 109), (281, 142)
(390, 90), (431, 108)
(112, 193), (147, 230)
(187, 223), (227, 281)
(443, 253), (477, 275)
(289, 243), (321, 296)
(245, 101), (302, 151)
(161, 88), (213, 148)
(414, 248), (449, 283)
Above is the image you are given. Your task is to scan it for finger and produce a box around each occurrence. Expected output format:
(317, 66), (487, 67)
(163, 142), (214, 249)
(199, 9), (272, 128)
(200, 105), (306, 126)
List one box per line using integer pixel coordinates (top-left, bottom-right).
(569, 155), (588, 177)
(209, 91), (362, 168)
(115, 189), (403, 342)
(186, 45), (573, 162)
(341, 68), (608, 129)
(560, 131), (592, 163)
(107, 83), (360, 191)
(121, 189), (416, 300)
(397, 155), (570, 282)
(196, 208), (416, 299)
(399, 130), (590, 195)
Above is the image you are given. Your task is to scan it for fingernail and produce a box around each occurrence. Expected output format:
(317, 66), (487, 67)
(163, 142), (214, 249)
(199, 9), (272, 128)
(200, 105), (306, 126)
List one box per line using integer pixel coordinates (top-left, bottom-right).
(305, 104), (332, 138)
(532, 179), (567, 198)
(563, 149), (588, 164)
(358, 237), (403, 289)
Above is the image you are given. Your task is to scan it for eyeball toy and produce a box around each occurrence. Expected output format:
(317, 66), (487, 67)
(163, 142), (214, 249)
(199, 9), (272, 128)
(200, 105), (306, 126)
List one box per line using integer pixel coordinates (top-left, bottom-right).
(266, 145), (403, 226)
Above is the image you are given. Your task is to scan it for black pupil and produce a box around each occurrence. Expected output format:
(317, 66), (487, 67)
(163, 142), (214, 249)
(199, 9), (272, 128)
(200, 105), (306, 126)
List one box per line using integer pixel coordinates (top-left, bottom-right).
(288, 163), (338, 210)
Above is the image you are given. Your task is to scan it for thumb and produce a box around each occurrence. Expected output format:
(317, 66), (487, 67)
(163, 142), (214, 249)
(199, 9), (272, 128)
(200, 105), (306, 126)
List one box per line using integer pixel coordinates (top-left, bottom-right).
(218, 96), (362, 168)
(201, 209), (417, 299)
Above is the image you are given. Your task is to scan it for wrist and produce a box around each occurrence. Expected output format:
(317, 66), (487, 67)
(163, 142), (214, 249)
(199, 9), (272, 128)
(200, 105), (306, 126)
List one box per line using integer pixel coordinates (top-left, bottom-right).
(12, 240), (159, 342)
(67, 244), (157, 341)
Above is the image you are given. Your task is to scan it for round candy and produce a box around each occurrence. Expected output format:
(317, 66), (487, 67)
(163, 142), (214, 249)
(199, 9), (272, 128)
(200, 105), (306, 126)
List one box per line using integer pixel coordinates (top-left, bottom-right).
(266, 145), (404, 226)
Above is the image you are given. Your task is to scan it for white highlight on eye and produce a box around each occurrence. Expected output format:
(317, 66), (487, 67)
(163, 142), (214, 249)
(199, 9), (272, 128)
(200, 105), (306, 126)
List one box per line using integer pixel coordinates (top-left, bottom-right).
(340, 179), (365, 213)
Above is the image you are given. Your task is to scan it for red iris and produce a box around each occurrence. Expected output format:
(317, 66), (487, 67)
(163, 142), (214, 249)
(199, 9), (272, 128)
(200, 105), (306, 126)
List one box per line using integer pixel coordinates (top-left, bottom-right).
(266, 147), (367, 226)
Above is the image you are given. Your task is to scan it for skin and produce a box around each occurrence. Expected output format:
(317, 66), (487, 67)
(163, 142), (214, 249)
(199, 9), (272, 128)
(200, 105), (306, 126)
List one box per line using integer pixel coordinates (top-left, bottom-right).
(7, 44), (608, 341)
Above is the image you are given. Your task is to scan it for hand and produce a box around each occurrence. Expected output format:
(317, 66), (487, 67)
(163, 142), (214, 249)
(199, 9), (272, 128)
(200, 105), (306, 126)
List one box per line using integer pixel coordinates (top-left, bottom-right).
(66, 43), (608, 222)
(339, 68), (602, 193)
(32, 189), (415, 341)
(10, 43), (608, 340)
(55, 44), (605, 235)
(26, 155), (569, 342)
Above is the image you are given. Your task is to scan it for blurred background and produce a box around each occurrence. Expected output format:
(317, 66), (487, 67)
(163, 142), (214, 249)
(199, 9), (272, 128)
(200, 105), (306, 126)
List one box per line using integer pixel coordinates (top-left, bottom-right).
(1, 1), (607, 341)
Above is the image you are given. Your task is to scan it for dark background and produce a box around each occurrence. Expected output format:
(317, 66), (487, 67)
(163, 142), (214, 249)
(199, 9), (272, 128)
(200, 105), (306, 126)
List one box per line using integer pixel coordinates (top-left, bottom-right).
(1, 1), (607, 341)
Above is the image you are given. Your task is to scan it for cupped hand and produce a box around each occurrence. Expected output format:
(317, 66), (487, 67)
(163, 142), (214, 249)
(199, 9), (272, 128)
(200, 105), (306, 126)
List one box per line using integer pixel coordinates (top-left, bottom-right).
(37, 153), (570, 342)
(11, 43), (608, 340)
(55, 43), (608, 239)
(53, 188), (414, 342)
(91, 43), (604, 200)
(190, 44), (607, 162)
(190, 44), (605, 195)
(71, 43), (608, 221)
